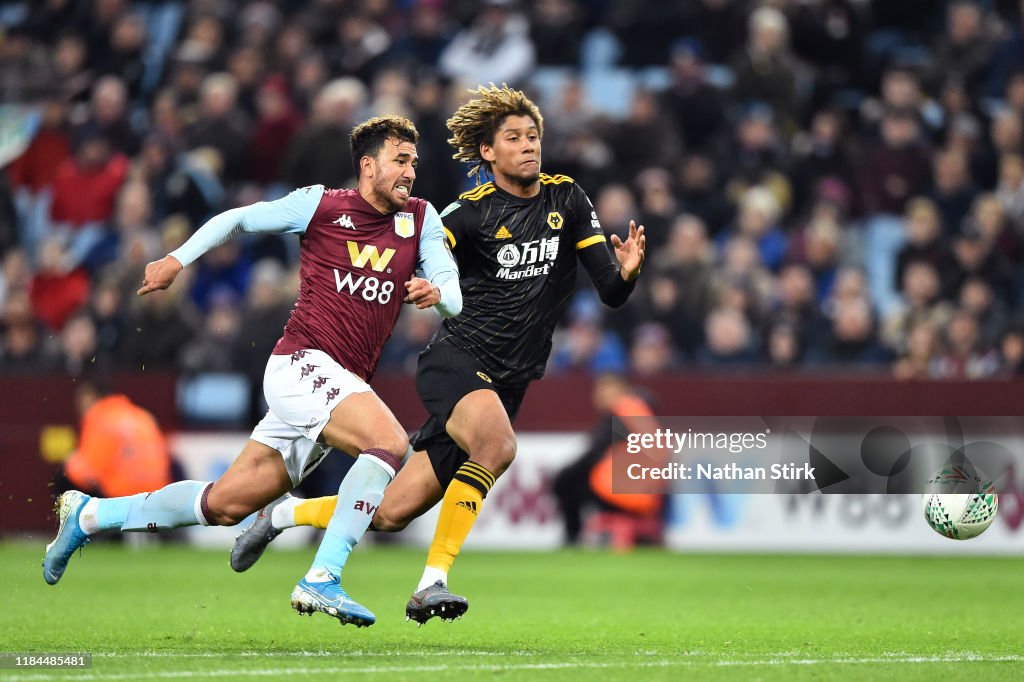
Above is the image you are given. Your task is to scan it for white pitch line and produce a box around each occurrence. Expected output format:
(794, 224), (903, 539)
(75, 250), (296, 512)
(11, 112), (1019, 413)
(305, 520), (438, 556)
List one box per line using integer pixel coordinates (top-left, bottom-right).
(3, 654), (1022, 681)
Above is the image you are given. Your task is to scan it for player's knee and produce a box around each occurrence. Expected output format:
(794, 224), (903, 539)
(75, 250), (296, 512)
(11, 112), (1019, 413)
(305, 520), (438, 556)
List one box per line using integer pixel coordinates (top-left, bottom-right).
(370, 431), (409, 463)
(371, 506), (411, 533)
(476, 432), (516, 476)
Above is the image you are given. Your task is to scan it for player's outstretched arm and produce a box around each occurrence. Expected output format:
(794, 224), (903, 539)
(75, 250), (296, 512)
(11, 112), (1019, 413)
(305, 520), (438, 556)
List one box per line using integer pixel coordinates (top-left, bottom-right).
(610, 219), (646, 281)
(137, 255), (184, 296)
(137, 185), (325, 296)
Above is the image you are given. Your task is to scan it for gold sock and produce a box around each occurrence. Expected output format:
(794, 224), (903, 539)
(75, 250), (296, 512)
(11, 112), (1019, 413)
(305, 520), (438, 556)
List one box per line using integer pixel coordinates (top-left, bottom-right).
(294, 496), (337, 530)
(425, 461), (495, 572)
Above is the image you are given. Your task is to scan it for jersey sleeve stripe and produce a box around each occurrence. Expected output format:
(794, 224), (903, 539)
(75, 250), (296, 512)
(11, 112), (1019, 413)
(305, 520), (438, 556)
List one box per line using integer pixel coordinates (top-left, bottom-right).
(459, 183), (495, 201)
(575, 234), (607, 250)
(444, 227), (457, 248)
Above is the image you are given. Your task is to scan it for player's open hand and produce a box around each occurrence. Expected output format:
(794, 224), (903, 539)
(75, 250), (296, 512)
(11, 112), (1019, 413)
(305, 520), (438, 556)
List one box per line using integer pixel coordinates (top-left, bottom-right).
(611, 220), (645, 281)
(404, 277), (441, 309)
(137, 255), (183, 296)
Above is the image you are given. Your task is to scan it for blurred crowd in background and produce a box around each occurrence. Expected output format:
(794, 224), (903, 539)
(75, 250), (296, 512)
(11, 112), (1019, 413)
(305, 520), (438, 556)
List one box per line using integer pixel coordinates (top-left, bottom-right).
(3, 0), (1024, 419)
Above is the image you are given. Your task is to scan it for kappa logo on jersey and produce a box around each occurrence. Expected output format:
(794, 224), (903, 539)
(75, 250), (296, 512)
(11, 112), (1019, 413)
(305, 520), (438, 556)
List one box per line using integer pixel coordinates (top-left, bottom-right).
(324, 387), (340, 405)
(394, 212), (415, 238)
(311, 376), (328, 392)
(495, 236), (560, 280)
(347, 241), (396, 272)
(333, 214), (356, 229)
(495, 226), (513, 239)
(547, 211), (564, 230)
(300, 363), (319, 379)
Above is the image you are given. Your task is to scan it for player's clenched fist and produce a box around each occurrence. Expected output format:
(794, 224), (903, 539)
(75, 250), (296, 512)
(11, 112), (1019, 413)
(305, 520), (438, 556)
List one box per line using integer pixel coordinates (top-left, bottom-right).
(404, 276), (441, 309)
(137, 255), (184, 296)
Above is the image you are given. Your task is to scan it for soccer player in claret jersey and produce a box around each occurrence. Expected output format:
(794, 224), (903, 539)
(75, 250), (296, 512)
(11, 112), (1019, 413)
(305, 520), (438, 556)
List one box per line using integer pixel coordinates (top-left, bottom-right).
(42, 115), (461, 627)
(232, 86), (645, 624)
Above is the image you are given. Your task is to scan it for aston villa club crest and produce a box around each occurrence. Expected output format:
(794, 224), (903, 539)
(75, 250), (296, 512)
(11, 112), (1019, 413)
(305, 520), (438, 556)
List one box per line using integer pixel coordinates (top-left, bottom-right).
(394, 212), (414, 238)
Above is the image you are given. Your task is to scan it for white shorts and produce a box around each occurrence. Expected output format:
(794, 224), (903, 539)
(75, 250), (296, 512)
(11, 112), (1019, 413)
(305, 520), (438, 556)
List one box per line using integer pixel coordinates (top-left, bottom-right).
(250, 348), (373, 486)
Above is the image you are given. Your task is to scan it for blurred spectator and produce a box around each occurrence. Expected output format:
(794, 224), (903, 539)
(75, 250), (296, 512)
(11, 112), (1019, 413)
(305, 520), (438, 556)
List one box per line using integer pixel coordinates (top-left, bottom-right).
(882, 260), (953, 354)
(697, 306), (758, 366)
(997, 325), (1024, 376)
(718, 186), (787, 272)
(731, 6), (798, 129)
(550, 297), (628, 374)
(633, 168), (677, 252)
(764, 320), (803, 369)
(929, 148), (977, 236)
(606, 89), (682, 181)
(860, 108), (932, 316)
(0, 248), (32, 310)
(119, 286), (200, 371)
(179, 291), (242, 374)
(660, 38), (726, 153)
(387, 2), (454, 68)
(892, 320), (941, 380)
(607, 0), (688, 67)
(676, 154), (734, 235)
(931, 308), (1000, 379)
(894, 198), (955, 296)
(439, 0), (536, 86)
(929, 1), (997, 97)
(552, 373), (660, 546)
(59, 376), (173, 498)
(83, 76), (141, 157)
(765, 262), (827, 356)
(995, 152), (1024, 223)
(814, 296), (890, 366)
(530, 0), (586, 66)
(246, 75), (304, 186)
(49, 128), (130, 265)
(789, 110), (856, 220)
(230, 259), (293, 422)
(93, 13), (146, 101)
(959, 277), (1008, 349)
(629, 322), (679, 375)
(949, 221), (1015, 302)
(8, 99), (72, 259)
(184, 73), (249, 182)
(29, 237), (90, 332)
(0, 290), (59, 372)
(86, 276), (125, 366)
(788, 0), (863, 106)
(283, 78), (365, 191)
(59, 313), (99, 376)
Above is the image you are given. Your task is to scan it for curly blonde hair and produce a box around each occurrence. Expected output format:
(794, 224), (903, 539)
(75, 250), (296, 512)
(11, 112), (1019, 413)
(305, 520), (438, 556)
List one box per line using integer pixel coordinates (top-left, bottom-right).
(446, 84), (544, 181)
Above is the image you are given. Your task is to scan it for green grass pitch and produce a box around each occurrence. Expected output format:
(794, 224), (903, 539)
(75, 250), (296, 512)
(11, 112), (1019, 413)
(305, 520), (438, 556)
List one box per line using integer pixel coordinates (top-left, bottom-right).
(1, 541), (1022, 680)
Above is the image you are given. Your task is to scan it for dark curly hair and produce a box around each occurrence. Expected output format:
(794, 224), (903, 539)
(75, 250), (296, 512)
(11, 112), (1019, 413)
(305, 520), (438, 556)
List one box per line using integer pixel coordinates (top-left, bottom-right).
(349, 115), (420, 178)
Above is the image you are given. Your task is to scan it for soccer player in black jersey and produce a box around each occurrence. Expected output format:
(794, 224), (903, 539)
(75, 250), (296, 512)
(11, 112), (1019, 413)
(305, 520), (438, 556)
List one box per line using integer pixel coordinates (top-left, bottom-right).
(231, 85), (646, 624)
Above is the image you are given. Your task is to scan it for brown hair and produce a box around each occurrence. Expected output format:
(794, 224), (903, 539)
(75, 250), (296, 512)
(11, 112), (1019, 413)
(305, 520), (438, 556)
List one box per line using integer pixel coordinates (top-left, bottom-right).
(349, 115), (419, 177)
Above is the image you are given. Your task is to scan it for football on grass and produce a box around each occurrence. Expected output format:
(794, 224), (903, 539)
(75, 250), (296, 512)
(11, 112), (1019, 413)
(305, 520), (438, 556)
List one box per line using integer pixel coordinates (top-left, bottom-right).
(921, 465), (998, 540)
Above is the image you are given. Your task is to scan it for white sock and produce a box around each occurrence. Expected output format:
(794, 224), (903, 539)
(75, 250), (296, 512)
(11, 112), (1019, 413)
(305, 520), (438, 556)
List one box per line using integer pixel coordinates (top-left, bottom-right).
(305, 567), (333, 583)
(417, 565), (448, 592)
(271, 496), (300, 529)
(79, 499), (100, 535)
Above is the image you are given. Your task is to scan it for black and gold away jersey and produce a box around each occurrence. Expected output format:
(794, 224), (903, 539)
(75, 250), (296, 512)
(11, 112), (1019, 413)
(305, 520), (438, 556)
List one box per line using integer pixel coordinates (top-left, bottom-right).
(435, 173), (635, 385)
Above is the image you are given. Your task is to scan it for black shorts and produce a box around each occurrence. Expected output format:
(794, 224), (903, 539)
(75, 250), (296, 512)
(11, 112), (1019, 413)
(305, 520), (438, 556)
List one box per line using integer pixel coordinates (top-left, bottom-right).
(410, 340), (528, 487)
